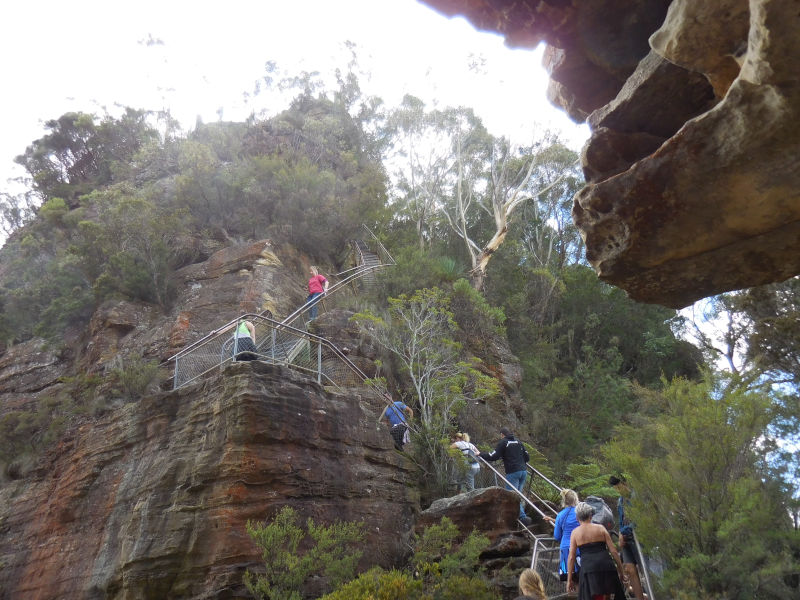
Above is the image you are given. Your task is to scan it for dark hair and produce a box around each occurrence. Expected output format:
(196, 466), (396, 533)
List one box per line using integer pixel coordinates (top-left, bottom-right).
(500, 427), (513, 437)
(609, 475), (624, 486)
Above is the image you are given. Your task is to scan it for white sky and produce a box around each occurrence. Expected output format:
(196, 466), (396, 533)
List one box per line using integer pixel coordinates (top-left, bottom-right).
(0, 0), (588, 190)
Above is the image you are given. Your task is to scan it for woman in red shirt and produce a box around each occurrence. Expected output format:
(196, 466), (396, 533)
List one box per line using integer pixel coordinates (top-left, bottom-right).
(306, 266), (329, 320)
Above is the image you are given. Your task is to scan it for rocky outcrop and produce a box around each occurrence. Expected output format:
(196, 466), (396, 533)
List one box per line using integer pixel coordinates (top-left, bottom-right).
(165, 240), (304, 358)
(423, 0), (800, 307)
(0, 338), (66, 397)
(417, 489), (548, 600)
(62, 240), (306, 379)
(0, 362), (417, 599)
(416, 487), (521, 541)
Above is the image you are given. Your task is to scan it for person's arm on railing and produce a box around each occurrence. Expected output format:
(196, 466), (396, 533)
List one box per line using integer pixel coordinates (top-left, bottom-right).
(479, 439), (505, 462)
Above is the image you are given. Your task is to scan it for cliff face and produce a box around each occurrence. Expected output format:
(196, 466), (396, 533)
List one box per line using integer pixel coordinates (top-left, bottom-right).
(0, 362), (417, 599)
(423, 0), (800, 307)
(0, 235), (529, 598)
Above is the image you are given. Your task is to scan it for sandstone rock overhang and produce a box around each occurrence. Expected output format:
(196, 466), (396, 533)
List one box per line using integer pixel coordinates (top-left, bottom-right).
(422, 0), (800, 308)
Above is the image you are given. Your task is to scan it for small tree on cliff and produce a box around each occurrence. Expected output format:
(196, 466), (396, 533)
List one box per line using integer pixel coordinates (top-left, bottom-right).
(244, 506), (364, 600)
(351, 286), (500, 496)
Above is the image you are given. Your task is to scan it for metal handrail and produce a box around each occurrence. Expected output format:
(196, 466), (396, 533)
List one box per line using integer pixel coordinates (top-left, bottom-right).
(362, 224), (396, 265)
(633, 531), (656, 600)
(527, 464), (563, 493)
(280, 262), (385, 326)
(477, 456), (549, 520)
(170, 235), (391, 363)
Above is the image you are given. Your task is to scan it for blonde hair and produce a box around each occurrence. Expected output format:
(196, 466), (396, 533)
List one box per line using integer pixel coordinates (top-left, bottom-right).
(561, 488), (579, 507)
(310, 266), (319, 276)
(518, 568), (546, 600)
(454, 432), (471, 443)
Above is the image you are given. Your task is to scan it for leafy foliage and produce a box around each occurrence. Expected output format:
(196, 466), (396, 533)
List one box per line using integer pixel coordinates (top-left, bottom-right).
(15, 109), (159, 203)
(352, 286), (500, 499)
(601, 373), (798, 600)
(244, 506), (365, 600)
(109, 354), (162, 401)
(321, 517), (497, 600)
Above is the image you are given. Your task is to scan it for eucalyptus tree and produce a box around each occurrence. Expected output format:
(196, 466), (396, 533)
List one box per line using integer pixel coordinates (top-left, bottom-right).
(15, 108), (159, 204)
(385, 95), (457, 250)
(470, 134), (582, 289)
(728, 277), (800, 386)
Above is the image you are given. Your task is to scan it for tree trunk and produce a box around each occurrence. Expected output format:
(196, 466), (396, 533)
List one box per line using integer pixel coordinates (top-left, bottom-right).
(471, 225), (508, 290)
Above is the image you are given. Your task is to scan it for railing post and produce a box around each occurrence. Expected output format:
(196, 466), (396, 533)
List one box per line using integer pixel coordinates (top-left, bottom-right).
(173, 356), (179, 390)
(271, 329), (276, 363)
(634, 532), (656, 600)
(317, 341), (322, 384)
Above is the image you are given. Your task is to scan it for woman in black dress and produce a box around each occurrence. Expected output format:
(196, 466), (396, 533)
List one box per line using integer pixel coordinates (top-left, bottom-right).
(566, 502), (627, 599)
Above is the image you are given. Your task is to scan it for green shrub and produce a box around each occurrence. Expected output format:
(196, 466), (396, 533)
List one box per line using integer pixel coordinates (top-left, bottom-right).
(321, 567), (422, 600)
(244, 506), (365, 600)
(110, 355), (161, 401)
(320, 517), (498, 600)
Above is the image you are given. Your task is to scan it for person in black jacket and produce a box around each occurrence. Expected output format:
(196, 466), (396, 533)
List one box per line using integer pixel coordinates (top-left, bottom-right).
(479, 427), (532, 524)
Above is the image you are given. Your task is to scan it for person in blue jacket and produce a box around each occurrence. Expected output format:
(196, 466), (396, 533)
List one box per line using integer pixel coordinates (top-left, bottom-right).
(546, 488), (581, 582)
(479, 427), (532, 525)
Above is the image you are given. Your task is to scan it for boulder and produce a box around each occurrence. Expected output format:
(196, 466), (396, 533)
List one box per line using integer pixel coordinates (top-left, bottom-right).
(417, 487), (520, 541)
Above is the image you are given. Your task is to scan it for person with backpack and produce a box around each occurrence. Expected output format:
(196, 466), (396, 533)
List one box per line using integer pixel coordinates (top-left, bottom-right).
(450, 432), (481, 492)
(479, 427), (532, 525)
(378, 393), (413, 451)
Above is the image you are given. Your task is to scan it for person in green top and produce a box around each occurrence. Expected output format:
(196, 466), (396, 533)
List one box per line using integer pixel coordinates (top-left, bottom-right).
(230, 319), (257, 361)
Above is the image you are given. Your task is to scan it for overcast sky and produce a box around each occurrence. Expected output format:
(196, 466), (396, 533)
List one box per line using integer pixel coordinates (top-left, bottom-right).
(0, 0), (588, 190)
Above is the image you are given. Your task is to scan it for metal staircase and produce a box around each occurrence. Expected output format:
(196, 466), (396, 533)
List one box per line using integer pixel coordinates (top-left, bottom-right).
(475, 461), (655, 599)
(168, 227), (393, 390)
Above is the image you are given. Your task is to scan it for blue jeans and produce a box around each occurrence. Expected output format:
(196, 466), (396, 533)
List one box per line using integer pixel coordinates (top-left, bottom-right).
(306, 292), (323, 319)
(505, 470), (527, 518)
(459, 464), (480, 492)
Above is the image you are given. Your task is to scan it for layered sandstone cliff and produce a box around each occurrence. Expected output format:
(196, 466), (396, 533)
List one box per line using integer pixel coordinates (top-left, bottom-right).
(0, 237), (529, 599)
(423, 0), (800, 307)
(0, 363), (417, 599)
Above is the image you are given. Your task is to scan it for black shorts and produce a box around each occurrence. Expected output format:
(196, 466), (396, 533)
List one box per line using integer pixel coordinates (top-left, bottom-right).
(234, 337), (258, 361)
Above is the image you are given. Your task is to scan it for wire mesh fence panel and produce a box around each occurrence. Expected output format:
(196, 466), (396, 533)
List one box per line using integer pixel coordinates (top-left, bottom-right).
(531, 539), (565, 599)
(171, 313), (384, 395)
(174, 332), (237, 388)
(475, 465), (504, 489)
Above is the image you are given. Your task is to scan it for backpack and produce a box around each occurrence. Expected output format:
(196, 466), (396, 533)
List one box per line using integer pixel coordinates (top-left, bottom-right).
(458, 442), (479, 465)
(585, 495), (614, 531)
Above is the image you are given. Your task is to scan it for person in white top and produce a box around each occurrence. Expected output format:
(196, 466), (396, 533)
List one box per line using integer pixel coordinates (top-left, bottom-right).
(450, 432), (481, 493)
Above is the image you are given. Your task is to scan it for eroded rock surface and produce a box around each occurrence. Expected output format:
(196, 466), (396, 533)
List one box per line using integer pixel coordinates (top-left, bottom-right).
(423, 0), (800, 307)
(0, 363), (417, 599)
